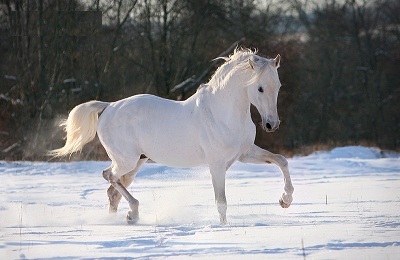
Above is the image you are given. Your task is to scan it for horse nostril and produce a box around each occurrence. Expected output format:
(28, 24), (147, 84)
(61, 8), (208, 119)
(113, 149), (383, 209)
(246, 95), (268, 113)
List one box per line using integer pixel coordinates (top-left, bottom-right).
(266, 123), (272, 130)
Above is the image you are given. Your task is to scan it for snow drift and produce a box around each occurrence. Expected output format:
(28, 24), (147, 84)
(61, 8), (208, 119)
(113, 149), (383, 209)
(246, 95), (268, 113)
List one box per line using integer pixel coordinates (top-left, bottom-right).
(1, 146), (399, 259)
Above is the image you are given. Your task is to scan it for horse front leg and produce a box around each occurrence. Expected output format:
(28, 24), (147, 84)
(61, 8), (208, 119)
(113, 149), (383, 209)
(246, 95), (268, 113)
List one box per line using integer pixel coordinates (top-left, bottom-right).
(110, 180), (140, 224)
(239, 144), (294, 208)
(209, 163), (228, 225)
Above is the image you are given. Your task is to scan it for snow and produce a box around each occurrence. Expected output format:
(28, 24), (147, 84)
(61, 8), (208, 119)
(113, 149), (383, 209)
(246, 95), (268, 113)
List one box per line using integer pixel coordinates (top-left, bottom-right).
(1, 146), (399, 259)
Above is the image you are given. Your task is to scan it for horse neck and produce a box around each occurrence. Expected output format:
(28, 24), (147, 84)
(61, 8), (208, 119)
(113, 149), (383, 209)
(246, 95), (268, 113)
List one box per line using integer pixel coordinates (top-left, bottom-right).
(207, 76), (251, 123)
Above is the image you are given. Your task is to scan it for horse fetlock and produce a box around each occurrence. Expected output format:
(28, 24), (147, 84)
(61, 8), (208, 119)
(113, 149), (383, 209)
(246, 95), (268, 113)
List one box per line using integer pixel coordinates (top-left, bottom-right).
(217, 201), (227, 211)
(285, 185), (294, 195)
(129, 200), (139, 210)
(216, 201), (227, 225)
(220, 214), (227, 225)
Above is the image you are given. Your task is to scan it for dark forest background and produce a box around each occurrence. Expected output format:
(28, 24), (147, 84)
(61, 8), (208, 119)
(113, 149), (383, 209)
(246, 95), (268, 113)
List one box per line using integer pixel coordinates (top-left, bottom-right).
(0, 0), (399, 161)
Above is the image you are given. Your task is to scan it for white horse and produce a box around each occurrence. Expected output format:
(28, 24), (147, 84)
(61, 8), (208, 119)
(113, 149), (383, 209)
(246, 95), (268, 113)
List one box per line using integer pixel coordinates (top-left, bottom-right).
(51, 48), (294, 225)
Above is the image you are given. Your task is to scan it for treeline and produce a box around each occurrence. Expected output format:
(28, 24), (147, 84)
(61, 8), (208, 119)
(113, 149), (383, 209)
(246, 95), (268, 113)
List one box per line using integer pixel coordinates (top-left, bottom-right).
(0, 0), (399, 160)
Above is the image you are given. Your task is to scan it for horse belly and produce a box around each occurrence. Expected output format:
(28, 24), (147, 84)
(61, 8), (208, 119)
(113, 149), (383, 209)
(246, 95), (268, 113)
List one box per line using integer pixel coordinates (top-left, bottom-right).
(133, 104), (205, 167)
(140, 135), (206, 168)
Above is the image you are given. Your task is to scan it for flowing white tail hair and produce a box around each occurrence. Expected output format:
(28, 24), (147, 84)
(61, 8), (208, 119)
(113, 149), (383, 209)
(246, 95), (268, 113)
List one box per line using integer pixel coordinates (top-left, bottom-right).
(49, 101), (109, 157)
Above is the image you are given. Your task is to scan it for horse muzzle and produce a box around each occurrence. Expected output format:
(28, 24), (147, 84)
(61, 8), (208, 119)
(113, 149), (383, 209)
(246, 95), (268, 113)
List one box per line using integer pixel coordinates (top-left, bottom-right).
(263, 119), (280, 132)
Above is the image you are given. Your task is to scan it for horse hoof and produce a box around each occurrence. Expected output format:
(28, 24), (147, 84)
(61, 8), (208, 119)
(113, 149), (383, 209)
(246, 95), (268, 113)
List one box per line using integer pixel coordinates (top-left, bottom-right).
(126, 211), (139, 224)
(279, 198), (290, 208)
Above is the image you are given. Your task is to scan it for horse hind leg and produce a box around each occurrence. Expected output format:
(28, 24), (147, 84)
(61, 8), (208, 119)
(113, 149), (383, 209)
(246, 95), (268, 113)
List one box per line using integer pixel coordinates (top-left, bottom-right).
(107, 185), (121, 213)
(111, 179), (140, 224)
(103, 165), (121, 213)
(102, 157), (148, 224)
(107, 174), (132, 213)
(106, 158), (148, 213)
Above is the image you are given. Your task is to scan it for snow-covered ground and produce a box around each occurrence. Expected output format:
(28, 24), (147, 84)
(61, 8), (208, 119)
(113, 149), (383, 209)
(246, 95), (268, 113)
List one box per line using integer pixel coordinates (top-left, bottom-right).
(1, 146), (399, 259)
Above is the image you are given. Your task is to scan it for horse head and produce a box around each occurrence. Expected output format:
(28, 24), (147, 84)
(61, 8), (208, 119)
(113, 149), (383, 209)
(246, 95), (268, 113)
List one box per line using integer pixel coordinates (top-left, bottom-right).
(246, 53), (281, 132)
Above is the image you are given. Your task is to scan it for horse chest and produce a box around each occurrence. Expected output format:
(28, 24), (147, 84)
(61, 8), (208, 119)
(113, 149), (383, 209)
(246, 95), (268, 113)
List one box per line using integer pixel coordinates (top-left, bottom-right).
(199, 115), (255, 161)
(193, 92), (255, 160)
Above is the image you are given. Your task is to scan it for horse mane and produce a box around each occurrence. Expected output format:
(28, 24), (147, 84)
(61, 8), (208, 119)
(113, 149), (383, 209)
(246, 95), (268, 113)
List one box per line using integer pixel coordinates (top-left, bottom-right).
(207, 48), (266, 91)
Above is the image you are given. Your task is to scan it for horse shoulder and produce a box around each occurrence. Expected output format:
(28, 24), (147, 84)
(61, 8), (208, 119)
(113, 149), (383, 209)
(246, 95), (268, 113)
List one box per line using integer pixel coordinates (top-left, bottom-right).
(196, 105), (255, 162)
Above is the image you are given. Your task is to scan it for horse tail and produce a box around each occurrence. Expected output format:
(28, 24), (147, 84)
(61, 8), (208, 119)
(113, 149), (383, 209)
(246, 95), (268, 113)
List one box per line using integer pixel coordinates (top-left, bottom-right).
(49, 101), (109, 157)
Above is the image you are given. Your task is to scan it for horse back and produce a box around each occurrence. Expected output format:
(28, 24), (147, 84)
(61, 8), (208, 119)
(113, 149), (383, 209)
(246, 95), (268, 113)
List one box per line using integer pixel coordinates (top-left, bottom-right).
(97, 94), (206, 167)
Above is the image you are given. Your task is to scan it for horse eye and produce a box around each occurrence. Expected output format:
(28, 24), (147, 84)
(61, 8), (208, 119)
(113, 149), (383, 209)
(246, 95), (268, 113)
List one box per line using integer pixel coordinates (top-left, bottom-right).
(258, 86), (264, 93)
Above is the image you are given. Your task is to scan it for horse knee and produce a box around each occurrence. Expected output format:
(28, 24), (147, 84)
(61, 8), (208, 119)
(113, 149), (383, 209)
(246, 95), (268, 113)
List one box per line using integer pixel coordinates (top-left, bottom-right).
(217, 200), (227, 212)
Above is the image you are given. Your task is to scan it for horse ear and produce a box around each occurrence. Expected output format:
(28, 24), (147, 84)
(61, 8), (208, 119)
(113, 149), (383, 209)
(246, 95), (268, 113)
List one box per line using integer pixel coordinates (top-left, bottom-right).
(274, 54), (281, 68)
(248, 58), (255, 70)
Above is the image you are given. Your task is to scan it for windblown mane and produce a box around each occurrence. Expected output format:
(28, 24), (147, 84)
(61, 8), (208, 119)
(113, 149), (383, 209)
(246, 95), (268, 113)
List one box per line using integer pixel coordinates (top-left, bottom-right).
(207, 48), (261, 91)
